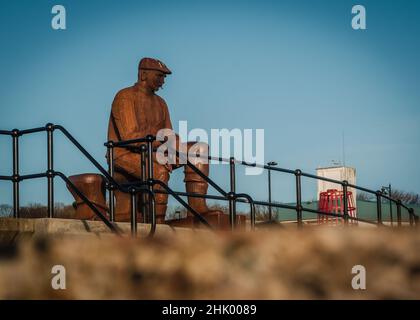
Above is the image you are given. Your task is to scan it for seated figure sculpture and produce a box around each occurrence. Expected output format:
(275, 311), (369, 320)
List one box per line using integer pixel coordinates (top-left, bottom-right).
(107, 57), (223, 224)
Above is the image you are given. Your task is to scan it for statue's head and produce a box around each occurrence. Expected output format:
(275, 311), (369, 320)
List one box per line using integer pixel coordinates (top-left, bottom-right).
(138, 57), (171, 92)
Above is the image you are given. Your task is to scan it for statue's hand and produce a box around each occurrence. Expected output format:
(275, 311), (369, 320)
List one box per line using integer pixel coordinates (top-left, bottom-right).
(165, 163), (173, 173)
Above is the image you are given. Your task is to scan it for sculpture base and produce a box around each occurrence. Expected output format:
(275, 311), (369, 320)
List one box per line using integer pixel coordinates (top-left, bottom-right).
(167, 212), (246, 230)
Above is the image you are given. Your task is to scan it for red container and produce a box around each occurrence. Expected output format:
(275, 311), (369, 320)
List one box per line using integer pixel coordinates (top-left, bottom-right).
(318, 189), (357, 225)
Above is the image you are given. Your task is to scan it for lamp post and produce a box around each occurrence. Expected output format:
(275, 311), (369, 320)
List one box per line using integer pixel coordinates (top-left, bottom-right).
(381, 184), (393, 226)
(267, 161), (278, 221)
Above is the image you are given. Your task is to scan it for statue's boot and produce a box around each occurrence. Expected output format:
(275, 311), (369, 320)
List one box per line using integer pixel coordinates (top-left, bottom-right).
(113, 171), (142, 222)
(113, 160), (169, 224)
(152, 164), (170, 224)
(184, 161), (224, 220)
(182, 142), (224, 225)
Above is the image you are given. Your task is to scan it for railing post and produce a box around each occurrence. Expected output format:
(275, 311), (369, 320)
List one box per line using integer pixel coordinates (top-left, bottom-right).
(46, 124), (55, 218)
(342, 180), (349, 225)
(295, 169), (303, 227)
(409, 208), (415, 227)
(146, 136), (154, 224)
(389, 184), (393, 227)
(268, 167), (272, 221)
(148, 190), (156, 236)
(107, 142), (115, 222)
(396, 200), (402, 227)
(12, 129), (20, 218)
(140, 144), (148, 223)
(130, 187), (137, 237)
(229, 157), (236, 230)
(376, 191), (383, 225)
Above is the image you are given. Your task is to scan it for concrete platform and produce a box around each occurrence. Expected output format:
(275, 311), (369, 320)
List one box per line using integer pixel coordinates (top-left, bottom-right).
(0, 217), (206, 243)
(1, 216), (402, 244)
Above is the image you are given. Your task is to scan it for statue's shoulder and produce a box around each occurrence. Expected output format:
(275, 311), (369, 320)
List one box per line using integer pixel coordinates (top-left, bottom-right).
(114, 86), (136, 101)
(154, 93), (168, 106)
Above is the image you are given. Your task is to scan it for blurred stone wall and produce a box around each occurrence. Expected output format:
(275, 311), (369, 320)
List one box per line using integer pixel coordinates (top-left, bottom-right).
(0, 227), (419, 299)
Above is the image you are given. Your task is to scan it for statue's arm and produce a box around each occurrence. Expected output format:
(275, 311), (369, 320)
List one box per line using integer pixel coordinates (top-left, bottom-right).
(161, 100), (183, 149)
(163, 100), (173, 131)
(112, 97), (149, 144)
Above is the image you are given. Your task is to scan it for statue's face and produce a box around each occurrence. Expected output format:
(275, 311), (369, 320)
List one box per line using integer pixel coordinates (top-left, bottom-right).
(143, 70), (166, 92)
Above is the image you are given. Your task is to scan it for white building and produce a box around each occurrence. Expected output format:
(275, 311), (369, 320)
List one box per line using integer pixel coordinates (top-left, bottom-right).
(316, 166), (357, 208)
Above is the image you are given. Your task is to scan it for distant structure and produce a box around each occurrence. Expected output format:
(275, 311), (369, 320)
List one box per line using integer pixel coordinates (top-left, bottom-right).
(316, 166), (357, 209)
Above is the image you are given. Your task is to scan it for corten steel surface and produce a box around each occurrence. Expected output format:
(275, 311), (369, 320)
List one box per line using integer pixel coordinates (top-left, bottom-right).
(107, 57), (223, 224)
(66, 174), (108, 220)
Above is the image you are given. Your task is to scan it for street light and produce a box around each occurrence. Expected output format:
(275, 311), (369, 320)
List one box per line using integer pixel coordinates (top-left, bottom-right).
(381, 184), (393, 226)
(267, 161), (278, 221)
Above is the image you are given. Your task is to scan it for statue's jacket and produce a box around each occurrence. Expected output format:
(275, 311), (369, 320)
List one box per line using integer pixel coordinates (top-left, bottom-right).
(107, 83), (173, 162)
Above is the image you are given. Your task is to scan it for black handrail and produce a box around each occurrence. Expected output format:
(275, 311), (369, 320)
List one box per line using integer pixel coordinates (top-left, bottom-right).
(109, 137), (389, 229)
(1, 125), (418, 232)
(112, 138), (256, 229)
(152, 189), (381, 226)
(151, 179), (213, 229)
(55, 125), (158, 236)
(55, 125), (117, 185)
(0, 124), (159, 237)
(145, 135), (418, 227)
(125, 184), (157, 237)
(233, 193), (256, 230)
(106, 135), (213, 231)
(56, 172), (122, 235)
(233, 155), (418, 226)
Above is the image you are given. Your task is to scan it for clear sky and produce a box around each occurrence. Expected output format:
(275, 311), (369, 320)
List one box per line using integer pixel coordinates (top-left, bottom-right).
(0, 0), (419, 208)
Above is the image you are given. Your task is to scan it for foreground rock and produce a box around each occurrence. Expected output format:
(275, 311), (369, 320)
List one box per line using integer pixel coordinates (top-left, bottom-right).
(0, 226), (419, 299)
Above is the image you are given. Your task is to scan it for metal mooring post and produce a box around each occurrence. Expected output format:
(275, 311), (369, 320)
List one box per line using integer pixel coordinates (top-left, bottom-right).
(46, 124), (55, 218)
(295, 169), (303, 227)
(12, 129), (20, 218)
(229, 157), (236, 230)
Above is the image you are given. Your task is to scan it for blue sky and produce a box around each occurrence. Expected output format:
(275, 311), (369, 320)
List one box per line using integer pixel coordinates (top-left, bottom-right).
(0, 0), (419, 208)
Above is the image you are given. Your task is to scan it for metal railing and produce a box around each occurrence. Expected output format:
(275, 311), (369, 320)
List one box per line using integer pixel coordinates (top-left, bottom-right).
(106, 134), (418, 229)
(106, 136), (257, 231)
(1, 124), (418, 239)
(232, 160), (418, 227)
(0, 124), (157, 236)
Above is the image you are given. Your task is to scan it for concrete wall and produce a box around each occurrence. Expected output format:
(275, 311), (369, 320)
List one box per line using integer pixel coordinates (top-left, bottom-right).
(0, 217), (205, 243)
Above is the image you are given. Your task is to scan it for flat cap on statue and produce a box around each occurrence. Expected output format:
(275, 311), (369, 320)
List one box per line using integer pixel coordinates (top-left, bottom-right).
(138, 57), (172, 74)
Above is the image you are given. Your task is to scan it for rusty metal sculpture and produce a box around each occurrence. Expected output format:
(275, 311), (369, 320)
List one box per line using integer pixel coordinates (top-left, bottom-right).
(67, 174), (107, 220)
(66, 58), (241, 227)
(107, 57), (224, 224)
